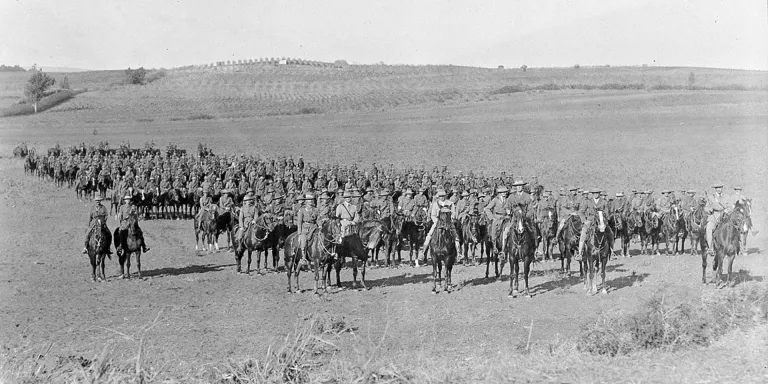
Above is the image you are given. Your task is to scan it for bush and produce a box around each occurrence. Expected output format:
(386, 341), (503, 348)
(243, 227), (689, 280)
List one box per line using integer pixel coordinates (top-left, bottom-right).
(578, 282), (768, 356)
(491, 85), (526, 95)
(60, 76), (70, 89)
(297, 107), (323, 115)
(188, 113), (215, 120)
(0, 64), (26, 72)
(125, 67), (147, 85)
(144, 69), (166, 84)
(1, 90), (74, 117)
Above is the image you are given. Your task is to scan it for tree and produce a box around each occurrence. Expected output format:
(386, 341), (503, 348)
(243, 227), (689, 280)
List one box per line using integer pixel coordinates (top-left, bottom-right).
(60, 76), (70, 89)
(24, 66), (56, 113)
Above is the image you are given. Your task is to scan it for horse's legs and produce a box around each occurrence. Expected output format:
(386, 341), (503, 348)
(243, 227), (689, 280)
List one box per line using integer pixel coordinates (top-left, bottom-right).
(445, 259), (453, 292)
(235, 248), (243, 273)
(726, 255), (735, 287)
(313, 257), (320, 294)
(600, 252), (608, 294)
(523, 257), (532, 297)
(136, 251), (142, 279)
(125, 251), (132, 279)
(119, 249), (127, 278)
(99, 253), (107, 281)
(245, 250), (252, 275)
(508, 256), (517, 296)
(431, 258), (438, 293)
(90, 253), (97, 282)
(485, 250), (491, 278)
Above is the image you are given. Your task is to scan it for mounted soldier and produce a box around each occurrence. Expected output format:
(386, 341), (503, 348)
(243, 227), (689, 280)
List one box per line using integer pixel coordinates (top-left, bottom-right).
(82, 193), (111, 255)
(336, 190), (360, 236)
(296, 193), (320, 257)
(577, 189), (612, 261)
(423, 189), (462, 258)
(705, 182), (729, 257)
(118, 195), (150, 253)
(555, 186), (581, 240)
(484, 186), (509, 250)
(234, 194), (259, 245)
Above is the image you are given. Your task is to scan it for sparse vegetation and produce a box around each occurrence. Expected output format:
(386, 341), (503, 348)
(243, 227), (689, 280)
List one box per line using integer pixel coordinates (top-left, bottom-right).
(3, 90), (73, 117)
(0, 64), (26, 72)
(125, 67), (147, 85)
(24, 66), (56, 113)
(578, 282), (768, 356)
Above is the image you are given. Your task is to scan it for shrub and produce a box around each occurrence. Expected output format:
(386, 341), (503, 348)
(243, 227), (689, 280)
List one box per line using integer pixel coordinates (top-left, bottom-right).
(188, 113), (215, 120)
(125, 67), (147, 85)
(491, 85), (526, 95)
(573, 64), (581, 69)
(0, 64), (26, 72)
(60, 76), (70, 89)
(297, 107), (323, 115)
(144, 69), (166, 84)
(578, 282), (768, 356)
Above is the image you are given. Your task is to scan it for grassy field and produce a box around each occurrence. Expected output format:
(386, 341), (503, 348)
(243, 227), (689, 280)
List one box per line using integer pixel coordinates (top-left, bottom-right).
(0, 67), (767, 382)
(1, 64), (766, 123)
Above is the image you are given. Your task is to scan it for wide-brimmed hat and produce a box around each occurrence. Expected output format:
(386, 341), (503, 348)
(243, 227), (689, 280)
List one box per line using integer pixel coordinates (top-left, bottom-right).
(461, 190), (469, 197)
(318, 193), (331, 200)
(496, 186), (509, 194)
(123, 195), (132, 200)
(436, 189), (447, 197)
(366, 187), (374, 192)
(405, 188), (414, 195)
(687, 189), (696, 194)
(94, 193), (104, 201)
(512, 180), (526, 187)
(590, 189), (601, 194)
(616, 192), (624, 197)
(569, 186), (579, 191)
(733, 186), (743, 190)
(379, 189), (390, 196)
(301, 193), (315, 201)
(712, 182), (724, 188)
(243, 195), (254, 201)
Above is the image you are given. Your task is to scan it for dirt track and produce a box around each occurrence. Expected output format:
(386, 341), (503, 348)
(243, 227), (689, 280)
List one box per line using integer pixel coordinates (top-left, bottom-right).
(1, 90), (767, 380)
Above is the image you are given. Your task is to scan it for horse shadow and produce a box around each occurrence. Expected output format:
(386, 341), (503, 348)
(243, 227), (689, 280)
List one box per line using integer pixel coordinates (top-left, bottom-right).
(745, 247), (762, 255)
(604, 272), (650, 293)
(357, 272), (432, 289)
(140, 263), (234, 278)
(730, 269), (764, 285)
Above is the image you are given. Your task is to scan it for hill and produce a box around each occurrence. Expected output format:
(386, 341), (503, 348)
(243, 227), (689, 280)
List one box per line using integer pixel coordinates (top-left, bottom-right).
(1, 64), (766, 124)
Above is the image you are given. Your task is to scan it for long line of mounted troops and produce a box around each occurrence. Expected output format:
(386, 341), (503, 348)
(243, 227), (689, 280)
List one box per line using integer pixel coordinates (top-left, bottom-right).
(21, 141), (756, 264)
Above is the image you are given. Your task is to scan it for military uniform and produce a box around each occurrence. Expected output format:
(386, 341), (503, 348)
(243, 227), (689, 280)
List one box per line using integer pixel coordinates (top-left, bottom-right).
(336, 200), (359, 236)
(236, 198), (260, 244)
(118, 200), (149, 252)
(296, 203), (320, 252)
(83, 200), (110, 252)
(484, 192), (508, 248)
(577, 194), (613, 258)
(423, 193), (462, 257)
(705, 188), (728, 252)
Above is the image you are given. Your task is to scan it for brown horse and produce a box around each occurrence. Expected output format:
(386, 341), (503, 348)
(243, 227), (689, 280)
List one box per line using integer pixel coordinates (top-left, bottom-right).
(284, 232), (303, 293)
(610, 210), (630, 257)
(502, 210), (536, 297)
(460, 214), (481, 265)
(194, 207), (217, 252)
(235, 214), (273, 274)
(113, 216), (144, 279)
(686, 201), (707, 256)
(707, 202), (747, 287)
(642, 211), (662, 255)
(661, 206), (687, 255)
(398, 208), (430, 266)
(537, 207), (558, 262)
(429, 211), (458, 293)
(557, 214), (582, 275)
(306, 219), (343, 294)
(87, 218), (112, 282)
(357, 219), (390, 267)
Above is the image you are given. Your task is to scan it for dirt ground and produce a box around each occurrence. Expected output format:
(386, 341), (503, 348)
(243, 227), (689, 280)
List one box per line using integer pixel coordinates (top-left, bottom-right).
(1, 90), (767, 381)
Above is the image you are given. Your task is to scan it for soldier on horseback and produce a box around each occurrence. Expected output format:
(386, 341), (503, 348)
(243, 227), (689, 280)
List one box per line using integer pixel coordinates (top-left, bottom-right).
(423, 190), (462, 258)
(118, 195), (150, 252)
(195, 190), (214, 223)
(484, 186), (509, 250)
(297, 193), (320, 257)
(577, 189), (613, 261)
(555, 186), (581, 240)
(82, 193), (111, 254)
(336, 190), (360, 236)
(376, 189), (395, 221)
(705, 183), (729, 257)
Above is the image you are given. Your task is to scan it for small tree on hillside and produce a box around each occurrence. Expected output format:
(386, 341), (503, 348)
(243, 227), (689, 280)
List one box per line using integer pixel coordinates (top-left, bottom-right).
(24, 66), (56, 113)
(60, 76), (70, 89)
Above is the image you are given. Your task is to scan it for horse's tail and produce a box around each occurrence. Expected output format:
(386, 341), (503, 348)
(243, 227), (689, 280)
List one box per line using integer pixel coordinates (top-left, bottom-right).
(113, 227), (120, 249)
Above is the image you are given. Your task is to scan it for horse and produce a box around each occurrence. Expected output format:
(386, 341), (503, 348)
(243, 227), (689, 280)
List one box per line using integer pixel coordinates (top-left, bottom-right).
(611, 210), (630, 257)
(163, 188), (184, 220)
(375, 215), (401, 266)
(460, 214), (481, 265)
(707, 203), (747, 287)
(194, 207), (217, 252)
(485, 216), (509, 279)
(284, 232), (303, 293)
(661, 206), (687, 255)
(251, 214), (295, 272)
(24, 156), (37, 175)
(306, 218), (343, 294)
(76, 176), (96, 201)
(334, 223), (371, 289)
(738, 199), (753, 253)
(358, 219), (391, 267)
(557, 214), (582, 275)
(97, 173), (112, 198)
(234, 214), (273, 274)
(429, 210), (458, 293)
(398, 208), (430, 266)
(641, 211), (661, 255)
(213, 207), (237, 251)
(87, 218), (112, 282)
(686, 201), (707, 256)
(113, 216), (144, 279)
(502, 210), (536, 297)
(581, 210), (612, 295)
(537, 207), (557, 262)
(626, 210), (643, 246)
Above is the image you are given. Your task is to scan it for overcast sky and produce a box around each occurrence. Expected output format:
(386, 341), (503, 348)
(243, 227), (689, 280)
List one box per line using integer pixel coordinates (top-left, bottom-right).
(1, 0), (766, 70)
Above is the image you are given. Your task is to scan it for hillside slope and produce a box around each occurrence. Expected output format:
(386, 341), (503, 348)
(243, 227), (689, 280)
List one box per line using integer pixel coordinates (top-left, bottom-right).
(1, 64), (766, 124)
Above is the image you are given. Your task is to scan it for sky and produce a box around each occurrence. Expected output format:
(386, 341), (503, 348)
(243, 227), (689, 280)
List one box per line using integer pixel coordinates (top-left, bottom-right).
(1, 0), (766, 70)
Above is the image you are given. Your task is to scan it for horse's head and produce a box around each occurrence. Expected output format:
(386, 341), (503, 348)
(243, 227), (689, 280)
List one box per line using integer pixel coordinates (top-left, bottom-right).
(595, 210), (607, 232)
(732, 202), (749, 233)
(511, 209), (525, 234)
(611, 210), (623, 230)
(323, 218), (343, 244)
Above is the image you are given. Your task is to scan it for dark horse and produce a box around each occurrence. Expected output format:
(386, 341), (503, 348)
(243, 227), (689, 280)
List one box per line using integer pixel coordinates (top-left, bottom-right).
(334, 223), (371, 289)
(253, 216), (296, 272)
(460, 214), (481, 265)
(284, 232), (303, 293)
(358, 219), (391, 267)
(87, 218), (112, 282)
(235, 214), (274, 274)
(611, 210), (630, 258)
(307, 219), (343, 293)
(706, 202), (747, 287)
(583, 211), (611, 295)
(557, 214), (582, 275)
(501, 210), (536, 297)
(661, 206), (687, 255)
(113, 216), (144, 279)
(537, 207), (557, 262)
(686, 200), (707, 256)
(641, 211), (662, 255)
(429, 211), (458, 293)
(214, 208), (237, 251)
(194, 207), (217, 252)
(398, 208), (430, 266)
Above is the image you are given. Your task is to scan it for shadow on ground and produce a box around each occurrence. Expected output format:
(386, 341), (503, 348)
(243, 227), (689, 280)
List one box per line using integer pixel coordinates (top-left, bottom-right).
(141, 263), (233, 278)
